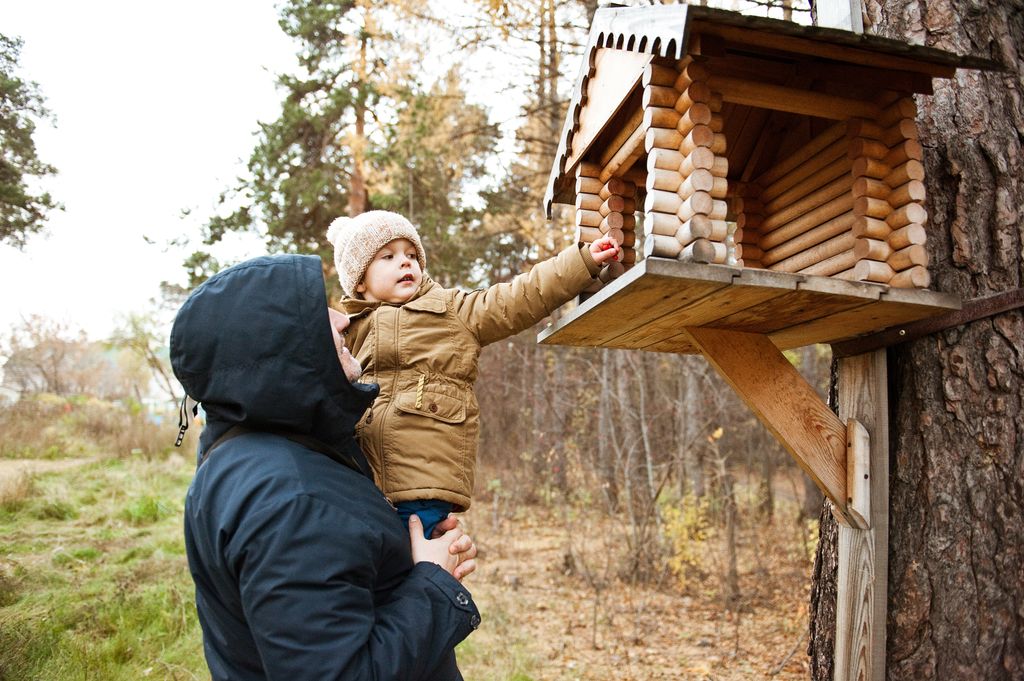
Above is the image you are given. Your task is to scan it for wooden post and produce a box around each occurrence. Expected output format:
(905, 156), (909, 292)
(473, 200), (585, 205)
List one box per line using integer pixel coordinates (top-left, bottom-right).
(575, 162), (604, 299)
(834, 350), (889, 681)
(603, 174), (638, 278)
(882, 116), (930, 288)
(849, 116), (894, 285)
(843, 103), (931, 288)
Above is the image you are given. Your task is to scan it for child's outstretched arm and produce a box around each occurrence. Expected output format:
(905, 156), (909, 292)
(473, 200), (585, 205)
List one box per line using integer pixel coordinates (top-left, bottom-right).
(454, 243), (603, 346)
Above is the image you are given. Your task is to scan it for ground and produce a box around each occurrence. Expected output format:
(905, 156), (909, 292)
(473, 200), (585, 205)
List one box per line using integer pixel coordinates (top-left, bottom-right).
(0, 457), (814, 680)
(457, 502), (813, 680)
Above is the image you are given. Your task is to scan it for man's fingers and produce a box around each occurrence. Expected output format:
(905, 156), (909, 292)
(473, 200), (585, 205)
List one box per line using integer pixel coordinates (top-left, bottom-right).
(441, 526), (464, 544)
(449, 534), (468, 554)
(432, 515), (457, 539)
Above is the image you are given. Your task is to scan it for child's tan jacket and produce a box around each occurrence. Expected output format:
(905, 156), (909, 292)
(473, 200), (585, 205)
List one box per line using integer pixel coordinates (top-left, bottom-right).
(339, 244), (599, 511)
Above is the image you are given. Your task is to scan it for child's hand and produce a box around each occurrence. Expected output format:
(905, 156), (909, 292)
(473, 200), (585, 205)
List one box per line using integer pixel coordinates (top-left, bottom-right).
(410, 515), (477, 581)
(590, 235), (621, 265)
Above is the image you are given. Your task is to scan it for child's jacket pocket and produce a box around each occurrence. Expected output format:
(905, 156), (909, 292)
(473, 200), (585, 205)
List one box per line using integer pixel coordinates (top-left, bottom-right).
(394, 386), (467, 424)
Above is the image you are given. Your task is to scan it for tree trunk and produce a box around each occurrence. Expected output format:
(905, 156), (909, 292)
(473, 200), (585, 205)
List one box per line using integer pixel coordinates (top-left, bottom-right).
(809, 2), (1024, 679)
(598, 349), (620, 511)
(678, 358), (706, 499)
(758, 447), (775, 522)
(715, 442), (741, 612)
(801, 472), (825, 520)
(348, 32), (369, 216)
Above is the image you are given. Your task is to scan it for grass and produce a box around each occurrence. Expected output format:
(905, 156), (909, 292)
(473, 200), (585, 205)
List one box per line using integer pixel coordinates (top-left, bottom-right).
(0, 450), (544, 681)
(0, 458), (548, 680)
(0, 455), (205, 681)
(0, 454), (545, 681)
(457, 594), (542, 681)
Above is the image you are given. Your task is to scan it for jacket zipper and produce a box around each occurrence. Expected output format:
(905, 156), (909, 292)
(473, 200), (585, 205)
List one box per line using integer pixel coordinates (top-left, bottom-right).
(378, 305), (401, 505)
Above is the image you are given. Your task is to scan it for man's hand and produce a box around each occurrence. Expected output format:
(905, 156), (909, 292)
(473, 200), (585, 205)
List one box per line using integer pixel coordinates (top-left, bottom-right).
(409, 515), (478, 581)
(589, 235), (621, 265)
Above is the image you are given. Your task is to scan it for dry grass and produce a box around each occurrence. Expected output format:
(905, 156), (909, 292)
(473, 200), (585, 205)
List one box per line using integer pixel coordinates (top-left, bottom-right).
(0, 394), (185, 460)
(0, 470), (37, 512)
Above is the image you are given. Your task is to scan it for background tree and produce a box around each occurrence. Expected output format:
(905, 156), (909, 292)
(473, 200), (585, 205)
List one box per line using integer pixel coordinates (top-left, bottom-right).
(1, 315), (147, 401)
(369, 66), (500, 288)
(809, 1), (1024, 679)
(109, 313), (180, 405)
(475, 0), (594, 266)
(0, 34), (59, 248)
(192, 0), (502, 295)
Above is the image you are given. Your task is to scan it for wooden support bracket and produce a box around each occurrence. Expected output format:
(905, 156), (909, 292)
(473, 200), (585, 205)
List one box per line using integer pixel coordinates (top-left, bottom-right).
(683, 326), (869, 529)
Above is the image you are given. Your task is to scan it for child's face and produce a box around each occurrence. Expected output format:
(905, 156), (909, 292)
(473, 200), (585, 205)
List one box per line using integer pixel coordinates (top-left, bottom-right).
(356, 238), (422, 304)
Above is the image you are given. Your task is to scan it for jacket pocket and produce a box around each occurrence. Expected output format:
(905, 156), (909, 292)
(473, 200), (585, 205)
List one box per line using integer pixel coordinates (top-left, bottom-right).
(394, 383), (466, 424)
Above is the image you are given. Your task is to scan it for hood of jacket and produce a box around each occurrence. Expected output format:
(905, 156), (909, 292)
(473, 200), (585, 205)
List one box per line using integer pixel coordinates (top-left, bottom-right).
(170, 254), (379, 457)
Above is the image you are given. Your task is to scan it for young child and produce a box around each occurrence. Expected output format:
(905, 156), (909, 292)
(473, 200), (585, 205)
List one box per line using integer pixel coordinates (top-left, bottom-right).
(327, 210), (621, 536)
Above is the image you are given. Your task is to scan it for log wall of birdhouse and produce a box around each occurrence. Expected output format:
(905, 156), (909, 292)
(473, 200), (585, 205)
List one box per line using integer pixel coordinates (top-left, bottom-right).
(568, 34), (936, 295)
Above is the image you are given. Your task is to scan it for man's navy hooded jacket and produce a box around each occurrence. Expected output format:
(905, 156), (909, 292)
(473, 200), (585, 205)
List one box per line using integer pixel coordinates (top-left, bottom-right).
(171, 255), (479, 681)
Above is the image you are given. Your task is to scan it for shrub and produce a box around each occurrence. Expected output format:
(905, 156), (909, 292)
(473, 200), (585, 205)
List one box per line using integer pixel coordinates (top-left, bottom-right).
(0, 394), (182, 459)
(51, 546), (101, 567)
(0, 470), (37, 512)
(661, 493), (714, 593)
(0, 562), (21, 607)
(31, 499), (78, 521)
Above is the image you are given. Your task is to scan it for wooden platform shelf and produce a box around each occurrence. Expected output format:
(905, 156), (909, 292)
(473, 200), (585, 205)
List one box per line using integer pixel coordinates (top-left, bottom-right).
(539, 258), (960, 353)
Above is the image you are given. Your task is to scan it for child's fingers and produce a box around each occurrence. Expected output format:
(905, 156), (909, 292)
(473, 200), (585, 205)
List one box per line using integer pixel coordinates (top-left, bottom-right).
(592, 241), (621, 264)
(454, 558), (477, 581)
(449, 533), (475, 555)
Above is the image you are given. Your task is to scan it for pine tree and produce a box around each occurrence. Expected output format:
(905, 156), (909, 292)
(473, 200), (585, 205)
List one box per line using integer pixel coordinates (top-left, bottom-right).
(193, 0), (502, 294)
(0, 34), (59, 248)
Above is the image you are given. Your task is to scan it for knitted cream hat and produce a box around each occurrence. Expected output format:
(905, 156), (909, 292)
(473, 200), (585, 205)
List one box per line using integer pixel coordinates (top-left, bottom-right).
(326, 211), (427, 298)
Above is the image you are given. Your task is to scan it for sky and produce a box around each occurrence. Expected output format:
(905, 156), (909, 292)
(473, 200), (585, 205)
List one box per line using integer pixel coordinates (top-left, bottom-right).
(0, 0), (541, 347)
(1, 1), (297, 340)
(0, 0), (809, 346)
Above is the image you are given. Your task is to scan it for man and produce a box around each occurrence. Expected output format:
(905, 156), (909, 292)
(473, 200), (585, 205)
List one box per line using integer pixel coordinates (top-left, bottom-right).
(171, 254), (480, 681)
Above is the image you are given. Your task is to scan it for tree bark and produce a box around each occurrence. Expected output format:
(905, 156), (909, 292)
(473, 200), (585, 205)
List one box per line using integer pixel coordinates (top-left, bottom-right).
(810, 2), (1024, 679)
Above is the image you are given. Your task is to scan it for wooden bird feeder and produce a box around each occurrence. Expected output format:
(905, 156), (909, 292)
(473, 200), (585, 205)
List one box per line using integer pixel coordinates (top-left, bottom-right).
(537, 5), (997, 679)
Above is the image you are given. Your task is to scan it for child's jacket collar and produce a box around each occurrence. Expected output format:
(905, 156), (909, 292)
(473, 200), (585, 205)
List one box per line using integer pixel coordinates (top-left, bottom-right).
(339, 277), (444, 317)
